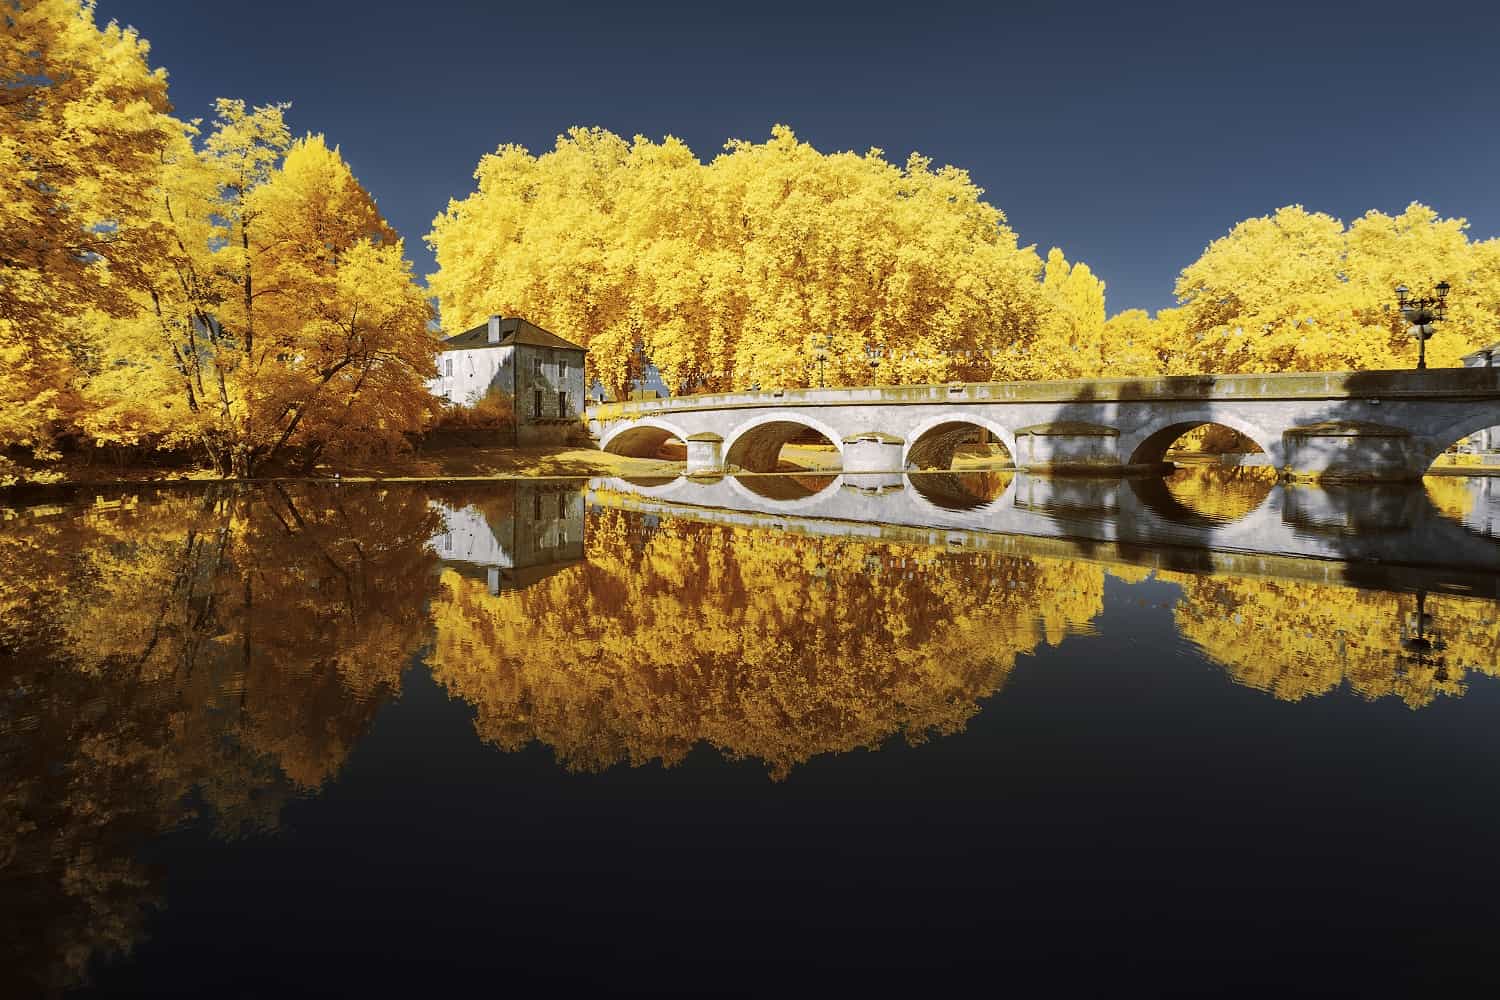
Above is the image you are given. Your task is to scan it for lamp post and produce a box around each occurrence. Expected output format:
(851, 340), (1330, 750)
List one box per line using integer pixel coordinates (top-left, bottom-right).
(1394, 281), (1451, 370)
(865, 345), (882, 384)
(813, 332), (834, 388)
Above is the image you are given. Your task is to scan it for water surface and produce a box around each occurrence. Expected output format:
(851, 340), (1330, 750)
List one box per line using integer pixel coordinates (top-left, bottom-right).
(4, 470), (1500, 994)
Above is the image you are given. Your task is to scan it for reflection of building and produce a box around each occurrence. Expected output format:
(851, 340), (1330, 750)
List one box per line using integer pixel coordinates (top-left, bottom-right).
(428, 315), (587, 445)
(1461, 343), (1499, 454)
(1458, 476), (1500, 539)
(431, 484), (586, 594)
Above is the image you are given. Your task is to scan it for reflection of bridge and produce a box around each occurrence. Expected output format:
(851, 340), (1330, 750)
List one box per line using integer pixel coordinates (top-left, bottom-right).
(587, 369), (1500, 481)
(586, 472), (1500, 598)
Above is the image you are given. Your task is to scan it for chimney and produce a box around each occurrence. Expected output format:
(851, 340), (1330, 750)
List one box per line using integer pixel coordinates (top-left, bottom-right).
(487, 315), (501, 344)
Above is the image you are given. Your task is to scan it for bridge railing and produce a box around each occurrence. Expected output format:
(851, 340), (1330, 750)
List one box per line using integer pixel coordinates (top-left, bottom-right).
(586, 368), (1500, 420)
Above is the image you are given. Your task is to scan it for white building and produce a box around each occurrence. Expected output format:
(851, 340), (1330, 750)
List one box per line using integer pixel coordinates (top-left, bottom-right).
(429, 315), (588, 445)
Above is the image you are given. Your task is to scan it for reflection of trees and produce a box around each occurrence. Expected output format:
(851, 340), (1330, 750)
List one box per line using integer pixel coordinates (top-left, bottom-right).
(1164, 572), (1500, 707)
(0, 486), (439, 991)
(1423, 475), (1480, 523)
(429, 507), (1105, 779)
(1161, 464), (1276, 521)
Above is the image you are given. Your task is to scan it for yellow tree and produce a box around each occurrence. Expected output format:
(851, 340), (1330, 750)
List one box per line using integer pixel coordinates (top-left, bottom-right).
(0, 0), (180, 479)
(233, 135), (437, 472)
(1169, 203), (1500, 373)
(427, 125), (1051, 397)
(139, 123), (437, 474)
(1031, 248), (1107, 378)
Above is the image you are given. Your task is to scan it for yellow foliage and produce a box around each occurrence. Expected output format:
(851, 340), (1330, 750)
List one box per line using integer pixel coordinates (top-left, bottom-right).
(1158, 203), (1500, 373)
(1164, 572), (1500, 708)
(427, 126), (1053, 396)
(0, 0), (178, 470)
(427, 506), (1104, 778)
(1, 9), (437, 478)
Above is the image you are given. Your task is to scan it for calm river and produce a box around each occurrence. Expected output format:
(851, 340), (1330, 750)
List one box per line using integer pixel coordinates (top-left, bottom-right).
(4, 469), (1500, 995)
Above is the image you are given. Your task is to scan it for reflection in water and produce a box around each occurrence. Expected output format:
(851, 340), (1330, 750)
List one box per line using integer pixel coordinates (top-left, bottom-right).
(428, 505), (1102, 780)
(3, 474), (1500, 989)
(1165, 573), (1500, 706)
(733, 471), (839, 501)
(0, 486), (439, 991)
(1426, 473), (1500, 537)
(907, 469), (1013, 510)
(1160, 464), (1276, 522)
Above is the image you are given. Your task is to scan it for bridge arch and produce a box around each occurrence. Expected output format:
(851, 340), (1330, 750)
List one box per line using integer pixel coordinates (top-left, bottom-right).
(1123, 411), (1280, 469)
(1420, 406), (1500, 471)
(724, 413), (845, 473)
(902, 413), (1017, 471)
(600, 417), (693, 459)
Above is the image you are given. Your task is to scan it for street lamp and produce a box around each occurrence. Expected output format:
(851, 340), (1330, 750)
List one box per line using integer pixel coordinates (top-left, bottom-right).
(1394, 281), (1452, 370)
(865, 345), (883, 383)
(813, 332), (834, 388)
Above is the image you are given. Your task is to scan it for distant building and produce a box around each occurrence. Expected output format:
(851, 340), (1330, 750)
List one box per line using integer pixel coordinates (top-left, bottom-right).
(429, 315), (587, 445)
(587, 348), (671, 404)
(1461, 342), (1499, 454)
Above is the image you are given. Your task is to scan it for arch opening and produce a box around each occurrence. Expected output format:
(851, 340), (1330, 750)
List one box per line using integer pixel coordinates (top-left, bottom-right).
(1425, 421), (1500, 474)
(1132, 421), (1268, 469)
(603, 423), (684, 460)
(725, 420), (842, 474)
(906, 421), (1014, 472)
(1421, 413), (1500, 537)
(1128, 422), (1274, 525)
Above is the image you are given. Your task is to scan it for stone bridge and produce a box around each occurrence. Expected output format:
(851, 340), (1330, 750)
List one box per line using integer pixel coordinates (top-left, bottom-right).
(587, 368), (1500, 481)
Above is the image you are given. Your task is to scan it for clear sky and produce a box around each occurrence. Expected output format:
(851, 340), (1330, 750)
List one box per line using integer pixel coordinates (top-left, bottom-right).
(106, 0), (1500, 315)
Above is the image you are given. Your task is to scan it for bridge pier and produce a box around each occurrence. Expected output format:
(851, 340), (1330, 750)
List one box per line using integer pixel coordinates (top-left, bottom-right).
(684, 432), (725, 476)
(843, 432), (905, 474)
(1014, 422), (1126, 474)
(1282, 423), (1426, 482)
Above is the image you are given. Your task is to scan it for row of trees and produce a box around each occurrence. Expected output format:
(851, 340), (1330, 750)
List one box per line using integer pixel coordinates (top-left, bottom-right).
(430, 132), (1500, 397)
(2, 0), (436, 481)
(9, 2), (1500, 480)
(428, 125), (1096, 397)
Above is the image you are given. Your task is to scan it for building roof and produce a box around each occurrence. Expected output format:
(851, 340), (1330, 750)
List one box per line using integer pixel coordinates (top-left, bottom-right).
(439, 316), (586, 353)
(1463, 342), (1500, 363)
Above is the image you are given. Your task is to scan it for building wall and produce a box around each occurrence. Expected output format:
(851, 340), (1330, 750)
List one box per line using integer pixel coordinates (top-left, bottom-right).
(428, 345), (514, 406)
(515, 344), (587, 446)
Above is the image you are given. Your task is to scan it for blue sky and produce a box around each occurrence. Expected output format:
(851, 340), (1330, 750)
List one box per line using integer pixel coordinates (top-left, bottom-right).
(108, 0), (1500, 315)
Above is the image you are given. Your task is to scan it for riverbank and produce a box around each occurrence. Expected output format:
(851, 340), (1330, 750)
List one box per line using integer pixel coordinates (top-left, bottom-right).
(5, 441), (1496, 491)
(1, 443), (684, 490)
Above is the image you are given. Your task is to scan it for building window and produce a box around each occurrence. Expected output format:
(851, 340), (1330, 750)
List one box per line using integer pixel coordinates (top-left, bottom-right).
(534, 494), (542, 520)
(532, 357), (542, 377)
(443, 357), (453, 377)
(533, 388), (543, 418)
(558, 391), (569, 417)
